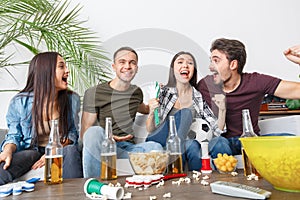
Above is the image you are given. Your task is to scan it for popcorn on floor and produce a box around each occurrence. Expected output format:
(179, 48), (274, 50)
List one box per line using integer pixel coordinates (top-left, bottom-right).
(247, 173), (259, 181)
(231, 171), (238, 177)
(123, 192), (132, 199)
(163, 192), (171, 198)
(149, 195), (157, 200)
(200, 180), (209, 186)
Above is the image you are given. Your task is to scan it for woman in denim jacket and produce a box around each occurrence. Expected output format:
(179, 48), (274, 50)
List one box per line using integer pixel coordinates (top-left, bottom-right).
(0, 52), (82, 185)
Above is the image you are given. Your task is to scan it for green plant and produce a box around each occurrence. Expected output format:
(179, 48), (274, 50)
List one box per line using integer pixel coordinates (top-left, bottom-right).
(0, 0), (111, 95)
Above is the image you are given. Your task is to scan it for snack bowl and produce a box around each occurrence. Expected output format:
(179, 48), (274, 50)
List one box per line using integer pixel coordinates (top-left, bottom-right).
(240, 136), (300, 192)
(213, 153), (238, 174)
(128, 151), (169, 175)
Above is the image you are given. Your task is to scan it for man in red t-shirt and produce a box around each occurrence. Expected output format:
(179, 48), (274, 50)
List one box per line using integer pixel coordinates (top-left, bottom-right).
(197, 38), (300, 157)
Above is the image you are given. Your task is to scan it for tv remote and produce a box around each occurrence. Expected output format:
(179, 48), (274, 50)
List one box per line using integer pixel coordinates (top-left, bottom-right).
(210, 181), (271, 199)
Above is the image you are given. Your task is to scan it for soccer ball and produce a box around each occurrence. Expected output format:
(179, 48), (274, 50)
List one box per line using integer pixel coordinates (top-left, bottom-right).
(189, 118), (213, 143)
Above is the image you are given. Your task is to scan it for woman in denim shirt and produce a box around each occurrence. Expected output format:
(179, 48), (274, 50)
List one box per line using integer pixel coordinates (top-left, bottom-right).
(0, 52), (82, 185)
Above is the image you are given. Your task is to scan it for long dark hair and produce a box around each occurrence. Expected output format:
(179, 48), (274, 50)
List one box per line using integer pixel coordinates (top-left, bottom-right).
(166, 51), (198, 87)
(21, 52), (69, 145)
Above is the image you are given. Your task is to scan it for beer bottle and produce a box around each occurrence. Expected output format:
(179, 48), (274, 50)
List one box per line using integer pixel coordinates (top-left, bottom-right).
(44, 119), (63, 184)
(101, 117), (117, 180)
(241, 109), (260, 177)
(166, 116), (183, 174)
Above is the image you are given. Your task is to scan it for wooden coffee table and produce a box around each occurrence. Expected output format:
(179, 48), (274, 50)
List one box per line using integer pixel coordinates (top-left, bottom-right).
(3, 170), (300, 199)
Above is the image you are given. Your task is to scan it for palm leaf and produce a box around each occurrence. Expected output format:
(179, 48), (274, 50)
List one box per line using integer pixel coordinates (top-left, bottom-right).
(0, 0), (111, 95)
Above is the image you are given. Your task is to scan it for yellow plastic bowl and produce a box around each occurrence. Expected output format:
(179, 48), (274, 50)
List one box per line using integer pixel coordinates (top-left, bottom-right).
(240, 136), (300, 192)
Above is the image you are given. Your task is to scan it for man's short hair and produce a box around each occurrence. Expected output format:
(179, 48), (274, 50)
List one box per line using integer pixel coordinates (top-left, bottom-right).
(210, 38), (247, 74)
(113, 47), (138, 62)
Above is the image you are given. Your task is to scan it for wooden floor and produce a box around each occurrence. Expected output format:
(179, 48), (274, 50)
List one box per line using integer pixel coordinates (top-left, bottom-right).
(4, 169), (300, 200)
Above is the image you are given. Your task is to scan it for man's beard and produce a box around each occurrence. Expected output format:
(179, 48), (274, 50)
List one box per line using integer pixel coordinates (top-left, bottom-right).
(214, 73), (231, 87)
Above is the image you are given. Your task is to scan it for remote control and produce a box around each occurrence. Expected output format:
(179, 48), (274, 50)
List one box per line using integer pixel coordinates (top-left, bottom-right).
(210, 181), (271, 199)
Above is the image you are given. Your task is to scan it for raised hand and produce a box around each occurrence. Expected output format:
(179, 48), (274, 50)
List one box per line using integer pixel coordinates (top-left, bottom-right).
(284, 45), (300, 65)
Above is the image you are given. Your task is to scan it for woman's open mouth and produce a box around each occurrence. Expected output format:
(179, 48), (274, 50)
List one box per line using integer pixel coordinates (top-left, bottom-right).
(180, 70), (189, 77)
(62, 77), (68, 84)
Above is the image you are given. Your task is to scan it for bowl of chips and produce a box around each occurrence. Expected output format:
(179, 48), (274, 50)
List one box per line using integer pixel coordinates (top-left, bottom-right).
(240, 136), (300, 192)
(128, 151), (169, 175)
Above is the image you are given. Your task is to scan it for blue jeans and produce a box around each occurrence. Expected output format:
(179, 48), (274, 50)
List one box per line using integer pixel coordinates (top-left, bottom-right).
(62, 145), (83, 178)
(0, 149), (40, 185)
(82, 126), (163, 178)
(0, 145), (82, 185)
(208, 133), (295, 159)
(146, 108), (202, 171)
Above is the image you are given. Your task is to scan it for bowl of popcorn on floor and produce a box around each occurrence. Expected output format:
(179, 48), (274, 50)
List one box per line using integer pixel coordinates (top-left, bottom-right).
(128, 151), (169, 175)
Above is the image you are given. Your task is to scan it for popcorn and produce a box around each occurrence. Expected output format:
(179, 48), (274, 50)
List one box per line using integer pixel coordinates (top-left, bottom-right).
(163, 192), (171, 198)
(192, 174), (198, 179)
(172, 180), (181, 186)
(115, 182), (121, 187)
(123, 192), (132, 199)
(156, 180), (164, 188)
(192, 170), (202, 180)
(108, 183), (114, 187)
(202, 175), (210, 180)
(200, 180), (209, 186)
(193, 170), (202, 176)
(85, 192), (103, 200)
(149, 195), (157, 200)
(247, 173), (259, 181)
(231, 172), (238, 176)
(184, 177), (191, 183)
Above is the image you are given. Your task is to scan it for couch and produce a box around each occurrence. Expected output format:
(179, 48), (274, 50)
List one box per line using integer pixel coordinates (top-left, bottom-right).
(1, 82), (299, 180)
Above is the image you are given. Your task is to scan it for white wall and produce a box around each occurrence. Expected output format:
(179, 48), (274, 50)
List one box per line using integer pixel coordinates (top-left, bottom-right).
(1, 0), (300, 128)
(75, 0), (300, 80)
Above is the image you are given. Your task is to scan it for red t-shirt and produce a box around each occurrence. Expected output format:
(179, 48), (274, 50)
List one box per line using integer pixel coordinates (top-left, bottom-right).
(197, 72), (281, 138)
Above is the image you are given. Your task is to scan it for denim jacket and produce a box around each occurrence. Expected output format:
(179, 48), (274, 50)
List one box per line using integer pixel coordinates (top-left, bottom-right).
(1, 91), (80, 152)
